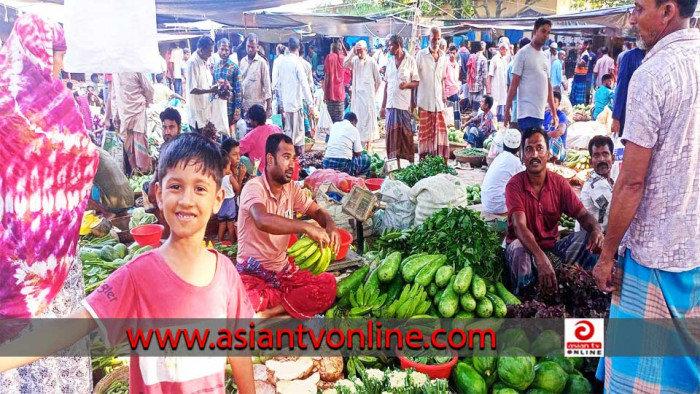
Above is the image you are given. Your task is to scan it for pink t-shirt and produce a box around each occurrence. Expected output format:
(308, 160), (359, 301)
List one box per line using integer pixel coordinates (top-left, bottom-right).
(445, 59), (460, 97)
(239, 124), (282, 175)
(83, 250), (254, 394)
(237, 175), (313, 271)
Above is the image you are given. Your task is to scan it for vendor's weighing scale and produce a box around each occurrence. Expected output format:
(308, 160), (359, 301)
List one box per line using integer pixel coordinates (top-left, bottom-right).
(342, 185), (379, 255)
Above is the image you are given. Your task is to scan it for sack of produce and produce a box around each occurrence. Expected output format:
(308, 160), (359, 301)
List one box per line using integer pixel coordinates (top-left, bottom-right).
(303, 169), (366, 193)
(411, 174), (468, 226)
(379, 178), (415, 230)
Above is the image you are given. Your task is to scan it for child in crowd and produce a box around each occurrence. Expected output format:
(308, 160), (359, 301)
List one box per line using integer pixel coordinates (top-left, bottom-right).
(592, 73), (615, 119)
(218, 139), (245, 244)
(544, 90), (569, 162)
(462, 95), (496, 148)
(0, 133), (256, 393)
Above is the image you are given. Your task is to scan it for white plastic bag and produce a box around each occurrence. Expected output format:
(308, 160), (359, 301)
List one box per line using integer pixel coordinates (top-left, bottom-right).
(487, 128), (506, 165)
(316, 104), (333, 142)
(412, 174), (468, 226)
(443, 108), (455, 127)
(379, 178), (415, 230)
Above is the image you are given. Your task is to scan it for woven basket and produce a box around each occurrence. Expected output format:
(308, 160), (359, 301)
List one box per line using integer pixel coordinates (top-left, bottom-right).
(448, 142), (468, 159)
(94, 365), (129, 394)
(454, 152), (486, 167)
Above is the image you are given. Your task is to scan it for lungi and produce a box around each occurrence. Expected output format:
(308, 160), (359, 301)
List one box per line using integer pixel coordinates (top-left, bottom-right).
(327, 100), (345, 123)
(570, 79), (589, 106)
(283, 109), (305, 153)
(237, 257), (337, 319)
(596, 249), (700, 393)
(120, 128), (152, 174)
(418, 108), (449, 161)
(322, 155), (371, 177)
(385, 108), (415, 163)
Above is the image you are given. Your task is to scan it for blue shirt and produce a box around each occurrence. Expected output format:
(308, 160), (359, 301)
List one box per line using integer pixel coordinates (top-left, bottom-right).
(612, 48), (645, 135)
(550, 58), (563, 88)
(544, 109), (568, 147)
(593, 86), (615, 119)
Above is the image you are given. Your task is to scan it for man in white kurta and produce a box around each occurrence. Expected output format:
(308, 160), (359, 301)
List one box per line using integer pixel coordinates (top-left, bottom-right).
(487, 43), (509, 122)
(343, 40), (381, 148)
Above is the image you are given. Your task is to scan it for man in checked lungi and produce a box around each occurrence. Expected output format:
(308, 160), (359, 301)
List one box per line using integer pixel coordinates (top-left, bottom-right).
(322, 112), (371, 177)
(593, 0), (700, 390)
(416, 26), (449, 160)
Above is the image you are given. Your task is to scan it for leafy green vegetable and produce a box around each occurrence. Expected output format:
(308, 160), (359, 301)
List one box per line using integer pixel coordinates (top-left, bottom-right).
(394, 155), (457, 187)
(129, 207), (157, 229)
(128, 174), (151, 193)
(457, 148), (486, 156)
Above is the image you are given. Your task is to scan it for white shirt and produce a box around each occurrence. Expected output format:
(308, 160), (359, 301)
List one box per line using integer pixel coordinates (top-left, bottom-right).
(186, 51), (213, 128)
(221, 175), (235, 199)
(481, 151), (524, 214)
(416, 48), (447, 112)
(575, 172), (613, 232)
(275, 53), (312, 113)
(488, 52), (508, 107)
(324, 120), (363, 160)
(385, 54), (420, 111)
(511, 44), (550, 120)
(171, 48), (184, 79)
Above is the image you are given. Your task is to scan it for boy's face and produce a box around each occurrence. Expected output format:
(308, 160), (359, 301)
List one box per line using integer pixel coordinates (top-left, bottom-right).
(228, 146), (240, 168)
(603, 79), (613, 88)
(480, 100), (489, 112)
(156, 161), (224, 240)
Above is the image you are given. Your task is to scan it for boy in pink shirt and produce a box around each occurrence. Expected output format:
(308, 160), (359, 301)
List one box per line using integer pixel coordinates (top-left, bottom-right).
(239, 104), (282, 175)
(0, 134), (256, 394)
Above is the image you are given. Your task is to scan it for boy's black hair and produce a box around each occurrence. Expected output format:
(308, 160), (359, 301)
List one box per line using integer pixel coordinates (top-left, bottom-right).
(160, 107), (181, 127)
(602, 74), (613, 82)
(483, 95), (494, 110)
(197, 36), (214, 50)
(521, 127), (549, 150)
(553, 90), (562, 102)
(601, 46), (609, 54)
(157, 133), (224, 187)
(248, 104), (267, 126)
(265, 133), (294, 158)
(344, 112), (358, 123)
(220, 138), (240, 155)
(534, 18), (552, 31)
(588, 135), (614, 156)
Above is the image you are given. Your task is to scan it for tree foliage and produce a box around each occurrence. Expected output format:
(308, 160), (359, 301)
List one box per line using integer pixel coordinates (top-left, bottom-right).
(570, 0), (632, 11)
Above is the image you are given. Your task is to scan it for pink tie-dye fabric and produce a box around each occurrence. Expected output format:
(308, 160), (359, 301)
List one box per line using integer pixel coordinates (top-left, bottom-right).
(0, 14), (99, 319)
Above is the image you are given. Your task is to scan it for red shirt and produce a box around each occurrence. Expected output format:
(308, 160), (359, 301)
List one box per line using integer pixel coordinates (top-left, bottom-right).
(505, 171), (584, 250)
(324, 52), (346, 102)
(239, 124), (282, 175)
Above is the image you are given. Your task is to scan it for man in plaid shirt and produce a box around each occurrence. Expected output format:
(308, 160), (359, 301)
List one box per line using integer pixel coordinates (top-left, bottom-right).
(212, 38), (242, 134)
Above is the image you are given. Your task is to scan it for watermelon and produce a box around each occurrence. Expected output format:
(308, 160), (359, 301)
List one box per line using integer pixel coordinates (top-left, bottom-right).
(569, 357), (585, 371)
(497, 348), (536, 390)
(525, 389), (551, 394)
(565, 374), (593, 393)
(530, 330), (562, 356)
(491, 382), (509, 394)
(453, 362), (487, 394)
(540, 354), (574, 374)
(496, 389), (519, 394)
(531, 361), (568, 393)
(473, 347), (498, 377)
(499, 328), (530, 352)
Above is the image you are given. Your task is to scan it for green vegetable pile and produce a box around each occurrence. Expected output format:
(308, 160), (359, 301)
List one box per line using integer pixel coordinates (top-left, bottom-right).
(456, 148), (486, 156)
(448, 127), (463, 143)
(104, 380), (128, 394)
(128, 174), (151, 193)
(213, 242), (238, 259)
(559, 214), (576, 231)
(370, 152), (385, 175)
(129, 207), (157, 229)
(374, 207), (505, 282)
(80, 238), (152, 294)
(394, 155), (457, 188)
(466, 184), (481, 205)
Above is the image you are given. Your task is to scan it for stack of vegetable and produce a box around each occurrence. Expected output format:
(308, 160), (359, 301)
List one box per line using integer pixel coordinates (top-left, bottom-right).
(572, 104), (594, 122)
(287, 236), (334, 275)
(373, 207), (504, 283)
(128, 174), (151, 193)
(559, 214), (576, 231)
(394, 156), (457, 188)
(564, 150), (591, 170)
(80, 238), (152, 294)
(213, 242), (238, 259)
(327, 368), (448, 394)
(129, 207), (157, 229)
(466, 184), (481, 205)
(455, 148), (485, 157)
(369, 152), (385, 175)
(448, 127), (463, 143)
(298, 151), (325, 169)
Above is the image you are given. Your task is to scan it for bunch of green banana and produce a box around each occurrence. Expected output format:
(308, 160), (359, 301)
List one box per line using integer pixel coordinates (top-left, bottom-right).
(348, 283), (387, 317)
(287, 236), (333, 275)
(382, 284), (431, 319)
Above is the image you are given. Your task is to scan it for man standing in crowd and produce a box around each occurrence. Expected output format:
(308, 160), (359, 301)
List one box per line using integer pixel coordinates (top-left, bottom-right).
(458, 39), (470, 111)
(380, 34), (419, 165)
(576, 136), (614, 233)
(504, 18), (558, 131)
(276, 37), (313, 155)
(272, 44), (287, 116)
(593, 47), (615, 88)
(416, 27), (449, 160)
(323, 41), (347, 123)
(593, 0), (699, 391)
(550, 49), (565, 93)
(445, 44), (462, 128)
(481, 128), (524, 215)
(506, 37), (531, 127)
(585, 40), (597, 104)
(240, 33), (272, 118)
(487, 42), (509, 122)
(468, 41), (488, 114)
(611, 43), (645, 137)
(307, 45), (319, 75)
(617, 41), (632, 63)
(548, 42), (558, 64)
(343, 40), (381, 149)
(112, 72), (154, 173)
(186, 36), (217, 132)
(569, 40), (592, 105)
(322, 112), (371, 176)
(170, 43), (184, 96)
(505, 128), (604, 295)
(212, 38), (242, 135)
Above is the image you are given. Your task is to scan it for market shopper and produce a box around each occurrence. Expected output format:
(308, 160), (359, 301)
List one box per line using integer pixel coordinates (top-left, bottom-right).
(212, 38), (243, 135)
(592, 74), (615, 119)
(239, 33), (272, 117)
(611, 46), (644, 136)
(481, 129), (525, 214)
(416, 27), (449, 160)
(593, 0), (700, 390)
(237, 133), (340, 318)
(343, 40), (381, 148)
(550, 50), (565, 93)
(503, 18), (558, 131)
(487, 42), (509, 121)
(569, 40), (592, 106)
(239, 104), (283, 175)
(575, 136), (614, 233)
(505, 128), (604, 295)
(543, 90), (569, 161)
(186, 36), (218, 132)
(323, 41), (347, 123)
(445, 43), (462, 128)
(380, 34), (418, 164)
(0, 134), (257, 393)
(506, 37), (531, 127)
(468, 41), (488, 114)
(593, 46), (615, 88)
(322, 112), (371, 176)
(113, 71), (154, 174)
(275, 37), (313, 155)
(0, 14), (97, 392)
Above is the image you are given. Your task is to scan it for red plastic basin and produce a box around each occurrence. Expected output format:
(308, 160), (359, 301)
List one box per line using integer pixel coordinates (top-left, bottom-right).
(398, 350), (458, 380)
(365, 178), (384, 191)
(335, 229), (354, 261)
(130, 224), (164, 247)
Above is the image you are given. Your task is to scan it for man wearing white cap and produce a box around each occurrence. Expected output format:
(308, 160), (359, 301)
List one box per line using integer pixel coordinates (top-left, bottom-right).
(548, 42), (559, 65)
(481, 129), (525, 214)
(487, 42), (509, 121)
(344, 40), (381, 148)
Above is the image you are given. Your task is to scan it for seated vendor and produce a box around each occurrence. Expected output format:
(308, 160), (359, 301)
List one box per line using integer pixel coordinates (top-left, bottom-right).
(543, 91), (568, 162)
(239, 104), (282, 176)
(481, 129), (524, 214)
(575, 136), (614, 233)
(237, 133), (340, 318)
(88, 147), (134, 217)
(322, 112), (371, 177)
(505, 128), (604, 295)
(462, 95), (496, 148)
(592, 74), (614, 120)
